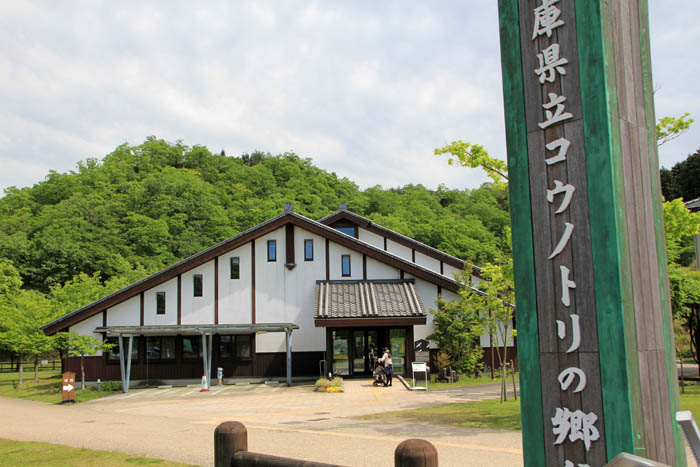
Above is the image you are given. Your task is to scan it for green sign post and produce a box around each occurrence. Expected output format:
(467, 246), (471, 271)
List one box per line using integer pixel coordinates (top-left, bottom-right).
(498, 1), (685, 465)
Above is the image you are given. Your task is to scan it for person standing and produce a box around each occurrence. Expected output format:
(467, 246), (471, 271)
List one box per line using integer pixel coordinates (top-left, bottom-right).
(380, 348), (393, 387)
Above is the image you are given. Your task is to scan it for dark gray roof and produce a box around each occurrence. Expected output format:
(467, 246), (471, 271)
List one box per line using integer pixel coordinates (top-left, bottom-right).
(686, 197), (700, 212)
(314, 280), (426, 319)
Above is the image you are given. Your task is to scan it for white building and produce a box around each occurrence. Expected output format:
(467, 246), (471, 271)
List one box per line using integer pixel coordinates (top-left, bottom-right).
(42, 203), (495, 389)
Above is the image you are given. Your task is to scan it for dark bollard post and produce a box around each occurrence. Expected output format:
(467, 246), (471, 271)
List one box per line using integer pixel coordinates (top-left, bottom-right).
(394, 439), (438, 467)
(215, 421), (248, 467)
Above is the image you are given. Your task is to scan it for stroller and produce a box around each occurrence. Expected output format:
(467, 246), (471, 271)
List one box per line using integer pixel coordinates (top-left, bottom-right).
(372, 358), (387, 387)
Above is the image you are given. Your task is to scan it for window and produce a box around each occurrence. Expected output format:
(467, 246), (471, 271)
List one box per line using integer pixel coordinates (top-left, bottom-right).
(267, 240), (277, 261)
(230, 257), (240, 279)
(219, 335), (235, 359)
(106, 336), (139, 361)
(182, 336), (202, 359)
(193, 274), (203, 297)
(236, 335), (252, 359)
(156, 292), (166, 315)
(146, 336), (176, 360)
(341, 255), (351, 277)
(219, 335), (252, 360)
(336, 226), (357, 237)
(304, 239), (313, 261)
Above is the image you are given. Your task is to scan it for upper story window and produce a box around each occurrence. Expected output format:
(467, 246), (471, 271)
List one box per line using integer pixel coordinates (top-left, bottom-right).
(267, 240), (277, 262)
(156, 292), (166, 315)
(230, 257), (240, 279)
(335, 226), (357, 237)
(193, 274), (203, 297)
(341, 255), (351, 277)
(304, 239), (313, 261)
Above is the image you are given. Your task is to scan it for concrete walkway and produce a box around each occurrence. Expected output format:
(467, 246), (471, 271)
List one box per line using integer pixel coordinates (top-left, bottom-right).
(0, 380), (524, 466)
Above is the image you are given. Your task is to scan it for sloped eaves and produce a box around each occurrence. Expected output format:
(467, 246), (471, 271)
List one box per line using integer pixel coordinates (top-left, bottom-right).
(319, 209), (482, 278)
(42, 211), (461, 335)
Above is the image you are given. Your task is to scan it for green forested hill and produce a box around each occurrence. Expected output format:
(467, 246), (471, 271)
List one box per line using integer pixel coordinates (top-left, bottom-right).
(0, 137), (510, 295)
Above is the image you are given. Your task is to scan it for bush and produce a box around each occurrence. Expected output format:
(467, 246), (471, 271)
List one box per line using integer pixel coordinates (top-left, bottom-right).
(99, 381), (122, 392)
(314, 376), (343, 392)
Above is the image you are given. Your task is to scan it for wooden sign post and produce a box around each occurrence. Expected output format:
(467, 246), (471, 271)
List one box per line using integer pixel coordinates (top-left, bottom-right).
(498, 1), (685, 465)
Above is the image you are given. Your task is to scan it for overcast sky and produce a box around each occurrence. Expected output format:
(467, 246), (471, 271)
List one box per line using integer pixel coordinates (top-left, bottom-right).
(1, 1), (698, 194)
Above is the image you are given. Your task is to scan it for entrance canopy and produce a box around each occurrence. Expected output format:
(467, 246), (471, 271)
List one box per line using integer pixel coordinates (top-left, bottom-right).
(314, 280), (426, 327)
(94, 323), (299, 392)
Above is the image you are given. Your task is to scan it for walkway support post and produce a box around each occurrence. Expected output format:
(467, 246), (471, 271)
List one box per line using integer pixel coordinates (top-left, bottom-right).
(201, 333), (213, 390)
(285, 328), (292, 386)
(118, 334), (133, 393)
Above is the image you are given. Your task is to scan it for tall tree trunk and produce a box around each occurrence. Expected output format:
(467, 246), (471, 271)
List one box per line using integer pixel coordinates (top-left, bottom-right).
(18, 356), (23, 385)
(33, 357), (39, 382)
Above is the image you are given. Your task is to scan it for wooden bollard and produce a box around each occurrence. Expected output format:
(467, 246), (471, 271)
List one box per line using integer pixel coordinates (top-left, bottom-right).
(215, 421), (248, 467)
(394, 439), (438, 467)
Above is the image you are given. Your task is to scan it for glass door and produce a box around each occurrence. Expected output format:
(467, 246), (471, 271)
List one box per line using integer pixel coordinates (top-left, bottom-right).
(390, 328), (407, 374)
(331, 329), (350, 376)
(353, 333), (365, 374)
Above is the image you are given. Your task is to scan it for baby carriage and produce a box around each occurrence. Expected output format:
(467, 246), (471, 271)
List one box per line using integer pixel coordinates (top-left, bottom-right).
(372, 358), (387, 386)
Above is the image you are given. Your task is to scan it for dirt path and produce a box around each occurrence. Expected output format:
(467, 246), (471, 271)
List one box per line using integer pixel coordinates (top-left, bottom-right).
(0, 381), (525, 466)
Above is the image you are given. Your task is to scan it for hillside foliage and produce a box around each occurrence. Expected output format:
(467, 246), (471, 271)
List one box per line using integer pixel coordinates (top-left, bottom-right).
(0, 137), (512, 324)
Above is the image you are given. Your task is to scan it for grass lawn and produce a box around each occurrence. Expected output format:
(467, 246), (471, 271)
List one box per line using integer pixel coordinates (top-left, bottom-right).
(0, 370), (120, 404)
(0, 439), (193, 466)
(409, 373), (518, 390)
(362, 380), (700, 432)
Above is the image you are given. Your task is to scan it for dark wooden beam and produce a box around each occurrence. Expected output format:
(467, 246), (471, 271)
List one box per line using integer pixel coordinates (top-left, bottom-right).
(139, 292), (144, 326)
(314, 317), (426, 327)
(251, 240), (256, 324)
(177, 274), (182, 325)
(285, 223), (295, 269)
(214, 256), (219, 325)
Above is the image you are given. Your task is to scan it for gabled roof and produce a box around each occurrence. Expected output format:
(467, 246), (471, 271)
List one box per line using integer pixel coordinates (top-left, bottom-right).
(319, 206), (482, 278)
(42, 209), (463, 335)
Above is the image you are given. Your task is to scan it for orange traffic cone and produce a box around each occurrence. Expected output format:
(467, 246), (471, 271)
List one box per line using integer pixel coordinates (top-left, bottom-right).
(200, 374), (209, 392)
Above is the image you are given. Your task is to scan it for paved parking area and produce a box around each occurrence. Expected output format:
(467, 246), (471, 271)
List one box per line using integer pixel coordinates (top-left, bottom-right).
(1, 380), (525, 466)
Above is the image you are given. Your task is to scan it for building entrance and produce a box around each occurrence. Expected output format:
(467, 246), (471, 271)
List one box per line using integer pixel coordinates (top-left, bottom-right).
(328, 327), (409, 377)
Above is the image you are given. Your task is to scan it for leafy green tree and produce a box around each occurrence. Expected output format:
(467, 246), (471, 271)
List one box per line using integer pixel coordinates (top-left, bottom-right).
(663, 198), (700, 267)
(0, 289), (52, 383)
(428, 293), (485, 376)
(54, 332), (114, 390)
(657, 112), (694, 147)
(435, 141), (509, 189)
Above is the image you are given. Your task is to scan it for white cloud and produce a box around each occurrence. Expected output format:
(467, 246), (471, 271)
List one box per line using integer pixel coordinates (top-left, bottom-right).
(0, 1), (697, 195)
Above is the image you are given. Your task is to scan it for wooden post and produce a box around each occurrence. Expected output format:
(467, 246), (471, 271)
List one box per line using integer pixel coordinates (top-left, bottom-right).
(498, 0), (685, 465)
(394, 439), (438, 467)
(215, 421), (248, 467)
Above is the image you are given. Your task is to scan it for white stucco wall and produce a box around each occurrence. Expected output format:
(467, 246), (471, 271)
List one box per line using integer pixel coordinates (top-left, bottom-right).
(328, 242), (363, 280)
(365, 257), (400, 280)
(385, 239), (412, 263)
(144, 276), (178, 325)
(180, 260), (215, 324)
(106, 295), (140, 326)
(412, 277), (440, 342)
(69, 312), (105, 355)
(442, 263), (462, 280)
(414, 251), (441, 274)
(256, 226), (327, 352)
(358, 228), (385, 250)
(218, 243), (253, 324)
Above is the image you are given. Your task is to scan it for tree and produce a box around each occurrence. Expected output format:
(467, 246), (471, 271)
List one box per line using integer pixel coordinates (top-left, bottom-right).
(0, 289), (53, 383)
(656, 112), (694, 146)
(55, 331), (113, 390)
(428, 291), (485, 376)
(435, 141), (509, 189)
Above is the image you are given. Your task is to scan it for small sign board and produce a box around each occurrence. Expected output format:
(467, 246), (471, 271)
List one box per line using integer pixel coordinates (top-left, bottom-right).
(412, 362), (428, 391)
(62, 372), (76, 404)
